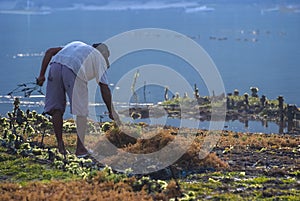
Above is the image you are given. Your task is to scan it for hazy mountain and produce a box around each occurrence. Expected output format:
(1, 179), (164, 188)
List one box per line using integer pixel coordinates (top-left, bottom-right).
(0, 0), (298, 11)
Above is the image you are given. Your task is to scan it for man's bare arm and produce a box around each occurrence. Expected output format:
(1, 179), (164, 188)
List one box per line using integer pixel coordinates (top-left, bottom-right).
(37, 47), (62, 86)
(99, 82), (113, 114)
(99, 82), (120, 123)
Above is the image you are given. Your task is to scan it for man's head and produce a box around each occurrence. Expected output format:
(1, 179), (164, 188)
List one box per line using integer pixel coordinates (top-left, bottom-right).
(92, 43), (110, 67)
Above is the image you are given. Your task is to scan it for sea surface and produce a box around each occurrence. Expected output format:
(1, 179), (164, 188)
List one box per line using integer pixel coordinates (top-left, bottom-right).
(0, 0), (299, 133)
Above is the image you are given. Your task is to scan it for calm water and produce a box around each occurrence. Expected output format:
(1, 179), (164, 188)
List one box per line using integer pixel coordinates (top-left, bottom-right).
(0, 1), (299, 133)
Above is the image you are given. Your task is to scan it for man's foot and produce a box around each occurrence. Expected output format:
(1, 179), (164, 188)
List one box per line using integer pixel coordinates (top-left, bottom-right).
(58, 143), (66, 155)
(75, 148), (88, 157)
(75, 149), (93, 158)
(76, 153), (89, 158)
(58, 148), (67, 155)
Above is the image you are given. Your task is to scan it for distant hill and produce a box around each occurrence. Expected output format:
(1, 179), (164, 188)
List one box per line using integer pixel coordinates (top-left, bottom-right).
(1, 0), (298, 10)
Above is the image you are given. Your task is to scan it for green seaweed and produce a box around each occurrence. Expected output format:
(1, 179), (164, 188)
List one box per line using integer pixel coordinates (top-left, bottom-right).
(0, 150), (78, 184)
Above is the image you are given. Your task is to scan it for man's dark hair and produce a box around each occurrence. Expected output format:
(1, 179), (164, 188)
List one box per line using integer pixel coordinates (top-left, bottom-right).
(92, 43), (102, 48)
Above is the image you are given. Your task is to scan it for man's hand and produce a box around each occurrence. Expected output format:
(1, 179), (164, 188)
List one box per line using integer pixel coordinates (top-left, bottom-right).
(36, 76), (45, 86)
(37, 47), (62, 87)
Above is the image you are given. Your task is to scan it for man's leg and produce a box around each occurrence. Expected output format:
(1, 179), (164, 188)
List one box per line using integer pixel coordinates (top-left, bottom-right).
(61, 66), (89, 156)
(52, 110), (66, 154)
(75, 115), (88, 155)
(44, 63), (67, 154)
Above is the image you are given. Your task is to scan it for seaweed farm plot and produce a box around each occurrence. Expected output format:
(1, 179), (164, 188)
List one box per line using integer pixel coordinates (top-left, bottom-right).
(120, 87), (300, 134)
(0, 102), (299, 200)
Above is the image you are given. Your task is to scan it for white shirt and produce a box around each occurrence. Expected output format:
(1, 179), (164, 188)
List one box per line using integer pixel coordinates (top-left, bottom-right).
(50, 41), (108, 84)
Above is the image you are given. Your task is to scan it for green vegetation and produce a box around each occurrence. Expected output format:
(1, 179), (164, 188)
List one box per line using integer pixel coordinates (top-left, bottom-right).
(180, 171), (300, 200)
(0, 98), (299, 200)
(0, 151), (77, 184)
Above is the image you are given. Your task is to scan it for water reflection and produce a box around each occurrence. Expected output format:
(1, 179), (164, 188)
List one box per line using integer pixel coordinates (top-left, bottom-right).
(121, 115), (289, 135)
